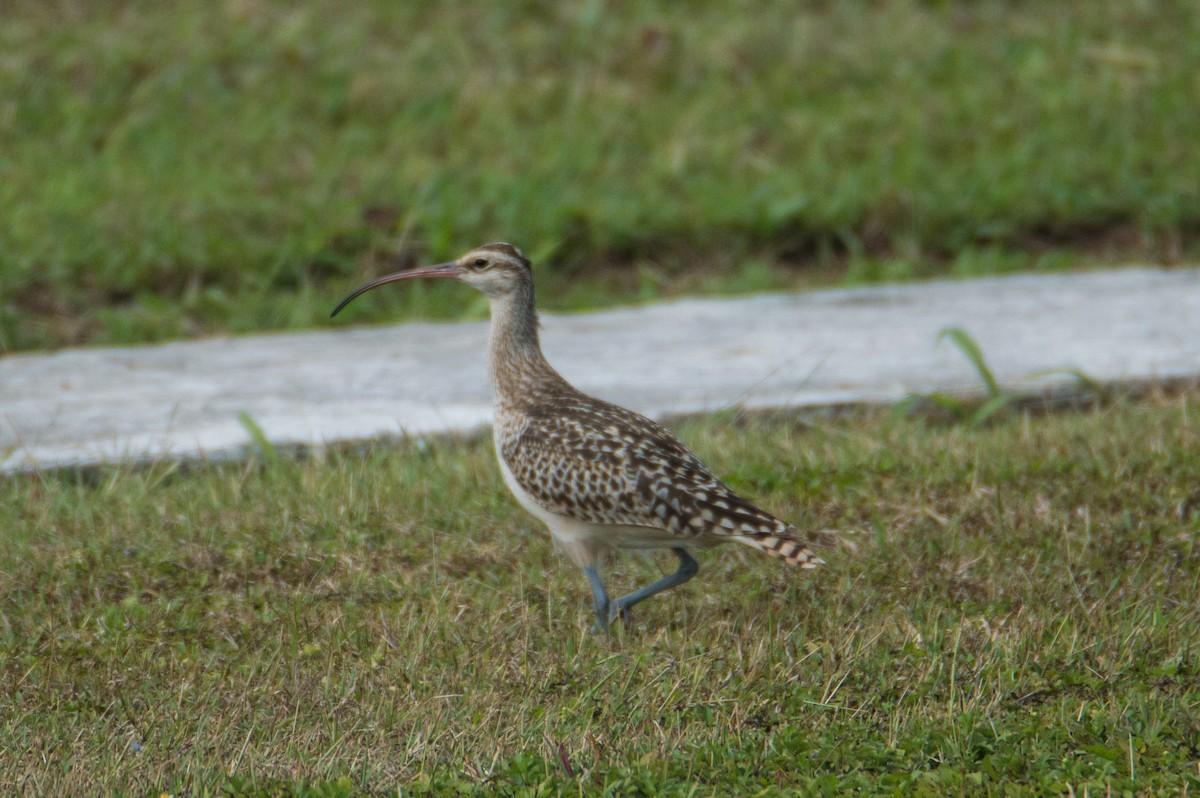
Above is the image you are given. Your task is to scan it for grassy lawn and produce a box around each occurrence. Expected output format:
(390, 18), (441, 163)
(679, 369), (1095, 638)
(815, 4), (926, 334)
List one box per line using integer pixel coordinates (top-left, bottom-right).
(1, 395), (1197, 795)
(2, 0), (1199, 351)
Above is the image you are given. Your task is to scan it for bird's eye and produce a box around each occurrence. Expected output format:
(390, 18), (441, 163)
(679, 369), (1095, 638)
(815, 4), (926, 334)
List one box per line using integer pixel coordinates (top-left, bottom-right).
(473, 258), (489, 269)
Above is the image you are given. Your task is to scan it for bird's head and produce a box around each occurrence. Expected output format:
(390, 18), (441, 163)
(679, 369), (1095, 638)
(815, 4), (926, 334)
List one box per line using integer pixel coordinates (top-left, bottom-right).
(331, 242), (532, 317)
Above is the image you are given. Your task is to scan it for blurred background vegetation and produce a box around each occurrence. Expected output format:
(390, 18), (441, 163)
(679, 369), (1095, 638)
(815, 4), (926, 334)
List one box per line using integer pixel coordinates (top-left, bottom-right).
(1, 0), (1197, 352)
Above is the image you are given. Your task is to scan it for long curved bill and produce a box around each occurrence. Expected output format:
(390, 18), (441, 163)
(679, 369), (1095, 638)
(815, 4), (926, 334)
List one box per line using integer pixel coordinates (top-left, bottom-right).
(330, 262), (464, 318)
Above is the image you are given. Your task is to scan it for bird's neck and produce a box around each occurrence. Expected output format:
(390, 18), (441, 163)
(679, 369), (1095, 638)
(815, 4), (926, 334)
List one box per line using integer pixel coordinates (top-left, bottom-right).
(487, 283), (566, 409)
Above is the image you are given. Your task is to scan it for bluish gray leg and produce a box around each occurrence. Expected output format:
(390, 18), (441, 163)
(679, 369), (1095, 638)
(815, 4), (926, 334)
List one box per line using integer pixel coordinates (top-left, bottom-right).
(609, 548), (699, 625)
(584, 565), (610, 632)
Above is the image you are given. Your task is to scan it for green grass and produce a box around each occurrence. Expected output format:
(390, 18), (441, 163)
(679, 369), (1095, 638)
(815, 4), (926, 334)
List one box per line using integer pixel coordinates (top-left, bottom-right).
(2, 0), (1199, 352)
(2, 394), (1198, 795)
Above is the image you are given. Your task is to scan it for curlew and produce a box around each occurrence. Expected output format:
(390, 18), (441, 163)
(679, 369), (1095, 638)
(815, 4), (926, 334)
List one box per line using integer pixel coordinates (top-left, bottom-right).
(332, 243), (821, 630)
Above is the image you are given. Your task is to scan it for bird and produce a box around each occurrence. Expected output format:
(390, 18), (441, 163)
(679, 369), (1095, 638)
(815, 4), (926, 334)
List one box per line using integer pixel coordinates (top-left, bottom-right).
(331, 243), (821, 631)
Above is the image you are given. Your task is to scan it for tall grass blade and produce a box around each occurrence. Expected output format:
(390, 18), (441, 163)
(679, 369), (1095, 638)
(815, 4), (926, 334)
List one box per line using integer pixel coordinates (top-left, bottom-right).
(937, 327), (1000, 397)
(238, 411), (281, 470)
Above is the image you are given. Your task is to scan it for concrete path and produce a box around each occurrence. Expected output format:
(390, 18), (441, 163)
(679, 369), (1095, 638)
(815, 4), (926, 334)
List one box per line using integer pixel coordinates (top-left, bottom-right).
(2, 267), (1198, 472)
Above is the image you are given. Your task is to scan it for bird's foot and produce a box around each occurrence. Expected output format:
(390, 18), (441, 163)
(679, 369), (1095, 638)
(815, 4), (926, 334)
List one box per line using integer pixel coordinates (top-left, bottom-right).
(591, 598), (610, 634)
(589, 602), (632, 633)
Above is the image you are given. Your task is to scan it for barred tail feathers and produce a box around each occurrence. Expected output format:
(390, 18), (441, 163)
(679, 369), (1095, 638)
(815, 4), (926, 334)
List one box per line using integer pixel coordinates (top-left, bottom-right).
(736, 531), (823, 567)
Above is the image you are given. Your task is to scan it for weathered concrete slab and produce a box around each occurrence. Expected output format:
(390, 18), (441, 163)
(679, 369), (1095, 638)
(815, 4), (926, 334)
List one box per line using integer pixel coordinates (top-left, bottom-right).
(2, 267), (1198, 472)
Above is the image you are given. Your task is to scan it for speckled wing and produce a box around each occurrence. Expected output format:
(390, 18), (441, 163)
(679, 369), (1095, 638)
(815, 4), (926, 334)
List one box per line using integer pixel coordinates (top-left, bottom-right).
(500, 397), (819, 566)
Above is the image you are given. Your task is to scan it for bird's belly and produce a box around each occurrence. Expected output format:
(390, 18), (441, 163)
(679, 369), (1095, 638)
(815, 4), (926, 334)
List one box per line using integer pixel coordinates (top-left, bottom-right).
(495, 448), (692, 564)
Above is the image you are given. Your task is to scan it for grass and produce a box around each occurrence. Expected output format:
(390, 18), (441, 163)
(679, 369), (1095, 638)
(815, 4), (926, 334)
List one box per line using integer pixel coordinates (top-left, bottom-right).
(2, 0), (1199, 352)
(896, 327), (1108, 428)
(1, 393), (1198, 795)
